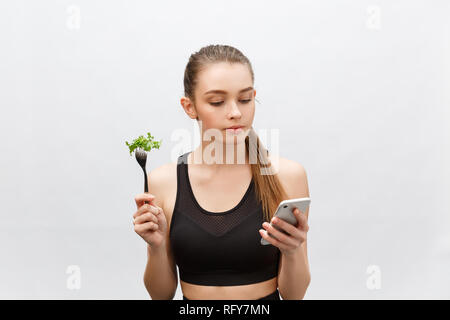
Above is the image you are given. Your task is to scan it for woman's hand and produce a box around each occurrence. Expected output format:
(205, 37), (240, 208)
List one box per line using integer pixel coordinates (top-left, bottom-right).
(133, 193), (168, 249)
(259, 208), (309, 256)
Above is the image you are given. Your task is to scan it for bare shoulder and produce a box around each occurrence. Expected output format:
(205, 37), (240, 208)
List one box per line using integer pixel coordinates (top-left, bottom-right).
(271, 155), (310, 199)
(147, 161), (178, 210)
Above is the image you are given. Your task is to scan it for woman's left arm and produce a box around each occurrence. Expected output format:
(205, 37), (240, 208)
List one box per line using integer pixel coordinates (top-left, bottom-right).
(259, 162), (311, 300)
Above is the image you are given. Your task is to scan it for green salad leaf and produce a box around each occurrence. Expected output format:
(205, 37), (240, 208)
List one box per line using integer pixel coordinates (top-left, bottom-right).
(125, 132), (162, 156)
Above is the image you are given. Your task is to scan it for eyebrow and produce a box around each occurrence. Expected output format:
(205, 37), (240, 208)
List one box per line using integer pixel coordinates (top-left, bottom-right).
(204, 86), (254, 95)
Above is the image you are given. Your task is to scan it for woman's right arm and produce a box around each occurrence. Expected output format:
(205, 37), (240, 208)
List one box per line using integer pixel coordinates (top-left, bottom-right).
(134, 167), (178, 300)
(143, 240), (178, 300)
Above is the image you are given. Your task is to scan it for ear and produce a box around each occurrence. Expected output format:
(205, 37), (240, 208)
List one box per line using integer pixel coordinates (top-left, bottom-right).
(180, 96), (198, 120)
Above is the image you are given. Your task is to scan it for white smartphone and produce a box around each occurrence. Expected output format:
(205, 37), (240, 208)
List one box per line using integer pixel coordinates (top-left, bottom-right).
(261, 197), (311, 245)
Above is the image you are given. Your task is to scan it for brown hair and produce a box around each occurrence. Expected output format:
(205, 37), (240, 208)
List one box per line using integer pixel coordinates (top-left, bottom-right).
(183, 44), (289, 222)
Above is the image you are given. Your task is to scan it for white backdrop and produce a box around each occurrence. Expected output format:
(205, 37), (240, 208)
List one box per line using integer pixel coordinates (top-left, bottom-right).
(0, 0), (449, 299)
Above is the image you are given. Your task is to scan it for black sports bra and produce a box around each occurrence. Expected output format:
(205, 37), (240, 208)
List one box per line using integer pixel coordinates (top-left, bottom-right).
(169, 151), (280, 286)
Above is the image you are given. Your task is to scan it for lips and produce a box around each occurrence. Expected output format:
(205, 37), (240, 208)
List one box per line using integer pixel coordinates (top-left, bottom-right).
(225, 126), (244, 135)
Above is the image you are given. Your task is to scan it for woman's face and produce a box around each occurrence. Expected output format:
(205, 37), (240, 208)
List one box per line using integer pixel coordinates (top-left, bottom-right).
(182, 62), (256, 146)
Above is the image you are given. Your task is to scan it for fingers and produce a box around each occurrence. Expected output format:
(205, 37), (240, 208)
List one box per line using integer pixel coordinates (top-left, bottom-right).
(271, 217), (301, 238)
(135, 193), (155, 209)
(134, 221), (159, 232)
(134, 211), (158, 225)
(259, 228), (290, 251)
(262, 222), (298, 247)
(133, 203), (158, 218)
(153, 206), (165, 222)
(292, 208), (309, 231)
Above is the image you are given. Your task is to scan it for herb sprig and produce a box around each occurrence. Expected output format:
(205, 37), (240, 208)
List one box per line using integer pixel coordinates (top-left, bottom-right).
(125, 132), (162, 156)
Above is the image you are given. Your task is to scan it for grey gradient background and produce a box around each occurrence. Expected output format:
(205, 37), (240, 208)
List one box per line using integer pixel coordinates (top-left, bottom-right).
(0, 0), (449, 299)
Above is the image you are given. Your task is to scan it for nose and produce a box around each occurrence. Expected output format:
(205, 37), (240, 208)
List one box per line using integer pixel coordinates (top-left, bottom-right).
(227, 101), (242, 119)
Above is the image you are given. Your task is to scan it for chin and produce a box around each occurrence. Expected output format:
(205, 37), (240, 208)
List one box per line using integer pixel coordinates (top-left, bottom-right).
(222, 135), (247, 146)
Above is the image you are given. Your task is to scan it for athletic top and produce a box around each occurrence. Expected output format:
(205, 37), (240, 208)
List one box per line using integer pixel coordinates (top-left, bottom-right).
(169, 151), (280, 286)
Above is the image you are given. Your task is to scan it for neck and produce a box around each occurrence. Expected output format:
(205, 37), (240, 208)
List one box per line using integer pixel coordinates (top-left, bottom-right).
(190, 142), (250, 173)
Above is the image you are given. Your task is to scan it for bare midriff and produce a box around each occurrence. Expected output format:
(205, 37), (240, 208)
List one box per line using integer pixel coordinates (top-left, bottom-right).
(180, 276), (278, 300)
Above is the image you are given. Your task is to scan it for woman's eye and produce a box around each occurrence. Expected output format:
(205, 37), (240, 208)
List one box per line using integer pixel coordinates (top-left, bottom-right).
(210, 99), (252, 107)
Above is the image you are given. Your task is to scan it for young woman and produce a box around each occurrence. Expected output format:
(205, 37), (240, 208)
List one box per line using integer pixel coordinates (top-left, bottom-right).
(133, 45), (311, 300)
